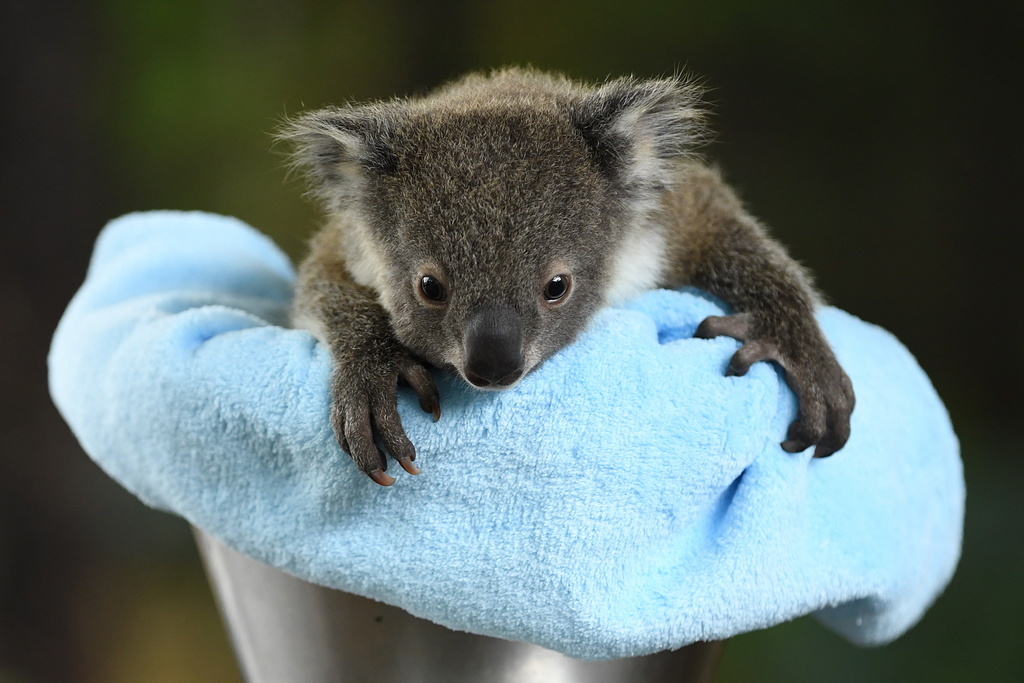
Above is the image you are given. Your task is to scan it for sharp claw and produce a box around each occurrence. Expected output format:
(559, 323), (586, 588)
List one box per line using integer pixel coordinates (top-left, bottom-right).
(813, 433), (844, 458)
(369, 469), (395, 486)
(398, 456), (421, 475)
(813, 444), (836, 458)
(725, 363), (746, 377)
(416, 395), (441, 422)
(781, 439), (808, 454)
(693, 319), (715, 340)
(694, 313), (752, 341)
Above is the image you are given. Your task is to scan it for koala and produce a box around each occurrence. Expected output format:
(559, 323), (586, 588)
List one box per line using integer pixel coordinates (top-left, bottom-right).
(280, 68), (854, 486)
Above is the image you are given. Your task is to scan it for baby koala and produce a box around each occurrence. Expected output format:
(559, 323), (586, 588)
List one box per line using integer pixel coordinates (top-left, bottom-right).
(280, 67), (854, 485)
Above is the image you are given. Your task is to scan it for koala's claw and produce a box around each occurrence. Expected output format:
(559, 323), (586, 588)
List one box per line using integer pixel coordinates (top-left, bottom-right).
(398, 456), (421, 475)
(695, 312), (854, 459)
(399, 362), (442, 421)
(369, 469), (396, 486)
(694, 312), (753, 341)
(724, 340), (770, 377)
(782, 418), (828, 457)
(781, 354), (854, 458)
(330, 354), (439, 485)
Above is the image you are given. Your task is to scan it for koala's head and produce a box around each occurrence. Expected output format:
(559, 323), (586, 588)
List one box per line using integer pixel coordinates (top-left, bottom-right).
(281, 69), (703, 389)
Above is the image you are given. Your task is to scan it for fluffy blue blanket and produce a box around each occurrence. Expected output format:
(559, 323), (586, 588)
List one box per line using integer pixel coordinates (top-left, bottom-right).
(49, 211), (963, 659)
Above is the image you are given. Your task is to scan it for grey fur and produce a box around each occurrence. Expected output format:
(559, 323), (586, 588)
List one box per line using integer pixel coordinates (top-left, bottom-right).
(280, 67), (853, 484)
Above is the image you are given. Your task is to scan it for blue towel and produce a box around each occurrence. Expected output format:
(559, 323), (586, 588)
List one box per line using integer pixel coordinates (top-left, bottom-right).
(48, 211), (963, 659)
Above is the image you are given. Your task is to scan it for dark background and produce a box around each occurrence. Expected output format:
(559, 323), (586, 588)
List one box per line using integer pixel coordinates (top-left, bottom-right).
(2, 1), (1021, 680)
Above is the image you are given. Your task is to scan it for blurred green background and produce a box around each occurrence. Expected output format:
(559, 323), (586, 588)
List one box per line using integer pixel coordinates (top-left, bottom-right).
(2, 0), (1021, 680)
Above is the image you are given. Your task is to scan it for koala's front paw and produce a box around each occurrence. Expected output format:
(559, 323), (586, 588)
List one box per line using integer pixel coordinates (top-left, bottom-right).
(695, 311), (855, 458)
(329, 351), (440, 486)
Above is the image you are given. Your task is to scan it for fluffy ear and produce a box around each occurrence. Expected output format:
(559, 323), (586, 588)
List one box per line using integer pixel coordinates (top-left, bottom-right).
(571, 76), (705, 197)
(277, 103), (406, 212)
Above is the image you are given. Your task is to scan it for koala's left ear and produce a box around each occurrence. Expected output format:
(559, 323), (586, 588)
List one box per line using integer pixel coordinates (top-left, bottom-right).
(277, 102), (408, 213)
(570, 76), (705, 196)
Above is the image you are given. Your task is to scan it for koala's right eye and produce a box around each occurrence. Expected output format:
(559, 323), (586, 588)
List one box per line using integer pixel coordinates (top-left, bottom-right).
(418, 275), (447, 304)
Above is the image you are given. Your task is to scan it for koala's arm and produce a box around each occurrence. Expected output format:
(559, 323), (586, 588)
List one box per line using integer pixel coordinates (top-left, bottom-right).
(661, 163), (854, 457)
(293, 225), (440, 485)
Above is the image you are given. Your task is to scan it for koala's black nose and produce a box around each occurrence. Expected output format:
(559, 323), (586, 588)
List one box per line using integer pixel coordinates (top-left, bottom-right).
(463, 305), (524, 388)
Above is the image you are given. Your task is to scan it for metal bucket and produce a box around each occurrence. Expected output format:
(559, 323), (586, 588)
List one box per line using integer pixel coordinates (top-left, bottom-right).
(194, 529), (724, 682)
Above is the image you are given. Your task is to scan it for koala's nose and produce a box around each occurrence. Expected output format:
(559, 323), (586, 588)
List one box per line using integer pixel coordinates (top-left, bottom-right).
(463, 305), (524, 388)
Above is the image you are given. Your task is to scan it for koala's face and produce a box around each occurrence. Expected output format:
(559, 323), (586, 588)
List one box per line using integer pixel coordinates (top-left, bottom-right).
(363, 108), (620, 388)
(284, 69), (702, 388)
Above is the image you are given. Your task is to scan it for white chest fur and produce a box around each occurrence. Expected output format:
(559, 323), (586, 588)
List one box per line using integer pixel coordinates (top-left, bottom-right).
(604, 225), (667, 306)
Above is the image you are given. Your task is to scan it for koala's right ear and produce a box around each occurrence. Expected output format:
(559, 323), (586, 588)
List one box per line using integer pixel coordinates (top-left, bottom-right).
(277, 103), (406, 211)
(570, 76), (706, 198)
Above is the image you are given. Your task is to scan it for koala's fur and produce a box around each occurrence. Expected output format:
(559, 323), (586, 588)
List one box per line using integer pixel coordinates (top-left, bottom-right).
(280, 68), (854, 485)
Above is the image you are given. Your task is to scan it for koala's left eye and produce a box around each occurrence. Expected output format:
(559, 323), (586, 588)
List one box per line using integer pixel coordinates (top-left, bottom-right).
(543, 274), (571, 304)
(419, 275), (447, 303)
